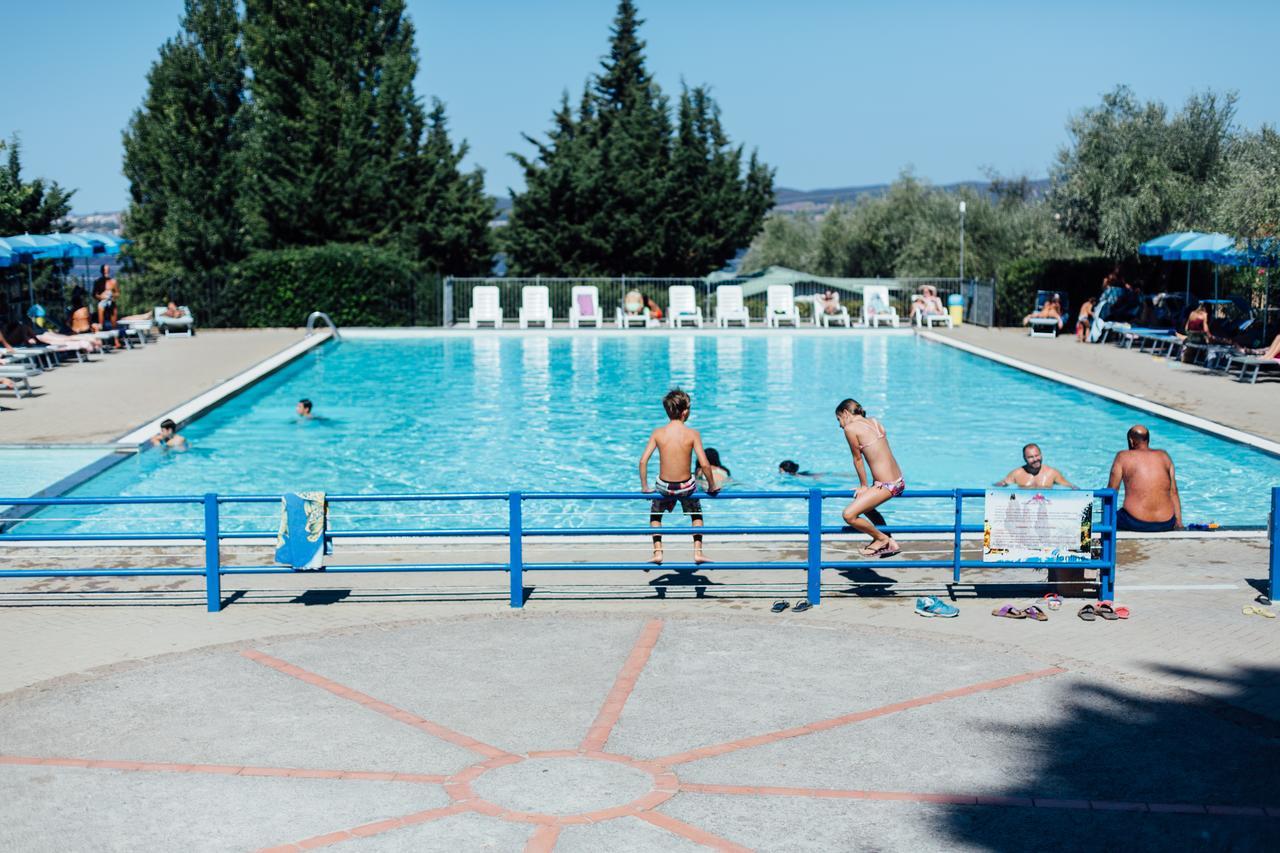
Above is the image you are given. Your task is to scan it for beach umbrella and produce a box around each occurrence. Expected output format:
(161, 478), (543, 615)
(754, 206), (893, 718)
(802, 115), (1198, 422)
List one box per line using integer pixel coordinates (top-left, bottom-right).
(0, 237), (15, 268)
(0, 233), (73, 309)
(1163, 233), (1235, 299)
(1210, 241), (1278, 340)
(1138, 231), (1203, 257)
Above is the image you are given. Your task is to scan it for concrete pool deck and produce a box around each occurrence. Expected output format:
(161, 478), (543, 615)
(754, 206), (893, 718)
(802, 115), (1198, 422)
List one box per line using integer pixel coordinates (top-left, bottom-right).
(935, 325), (1280, 444)
(0, 328), (307, 444)
(0, 536), (1277, 851)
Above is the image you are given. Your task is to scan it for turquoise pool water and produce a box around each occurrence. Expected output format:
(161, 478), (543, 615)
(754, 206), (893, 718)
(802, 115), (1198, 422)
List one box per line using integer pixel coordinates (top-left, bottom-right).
(0, 448), (113, 499)
(11, 334), (1279, 534)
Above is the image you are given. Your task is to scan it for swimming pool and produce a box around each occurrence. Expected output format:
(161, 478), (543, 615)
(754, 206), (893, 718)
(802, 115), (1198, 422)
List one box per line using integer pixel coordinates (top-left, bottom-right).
(10, 333), (1280, 533)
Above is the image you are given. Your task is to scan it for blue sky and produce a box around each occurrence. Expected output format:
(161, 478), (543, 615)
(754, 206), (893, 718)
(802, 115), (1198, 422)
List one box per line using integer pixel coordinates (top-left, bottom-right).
(3, 0), (1277, 213)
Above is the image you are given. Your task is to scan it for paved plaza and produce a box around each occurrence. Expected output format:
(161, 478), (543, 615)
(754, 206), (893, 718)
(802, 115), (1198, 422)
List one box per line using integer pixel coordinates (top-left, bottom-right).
(1, 536), (1278, 851)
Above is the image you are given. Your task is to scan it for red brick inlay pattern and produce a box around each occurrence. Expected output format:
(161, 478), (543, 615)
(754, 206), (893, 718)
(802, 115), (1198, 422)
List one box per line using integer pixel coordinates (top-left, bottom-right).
(3, 620), (1275, 852)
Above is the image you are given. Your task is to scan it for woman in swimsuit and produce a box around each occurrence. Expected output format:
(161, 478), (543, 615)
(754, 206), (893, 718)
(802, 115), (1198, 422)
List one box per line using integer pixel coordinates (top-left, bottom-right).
(836, 398), (904, 558)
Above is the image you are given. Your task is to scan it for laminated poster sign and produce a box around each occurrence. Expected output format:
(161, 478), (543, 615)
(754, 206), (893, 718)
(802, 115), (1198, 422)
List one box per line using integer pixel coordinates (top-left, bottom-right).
(983, 490), (1094, 563)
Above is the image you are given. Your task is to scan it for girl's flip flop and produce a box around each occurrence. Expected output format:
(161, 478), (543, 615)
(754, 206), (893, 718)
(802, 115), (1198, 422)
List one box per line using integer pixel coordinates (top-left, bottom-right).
(992, 605), (1026, 619)
(1023, 605), (1049, 622)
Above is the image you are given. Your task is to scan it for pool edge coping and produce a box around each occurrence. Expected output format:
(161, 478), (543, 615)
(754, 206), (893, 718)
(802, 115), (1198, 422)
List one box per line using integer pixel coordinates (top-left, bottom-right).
(918, 330), (1280, 457)
(112, 331), (333, 448)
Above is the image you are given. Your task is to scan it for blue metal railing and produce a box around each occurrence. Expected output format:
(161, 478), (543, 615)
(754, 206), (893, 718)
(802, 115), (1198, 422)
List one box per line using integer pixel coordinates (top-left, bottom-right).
(0, 489), (1118, 612)
(1269, 487), (1279, 603)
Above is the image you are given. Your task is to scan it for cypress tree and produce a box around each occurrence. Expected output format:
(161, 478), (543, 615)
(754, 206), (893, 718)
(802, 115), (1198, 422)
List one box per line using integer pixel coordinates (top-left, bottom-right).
(239, 0), (423, 249)
(122, 0), (245, 299)
(507, 0), (773, 276)
(397, 101), (495, 275)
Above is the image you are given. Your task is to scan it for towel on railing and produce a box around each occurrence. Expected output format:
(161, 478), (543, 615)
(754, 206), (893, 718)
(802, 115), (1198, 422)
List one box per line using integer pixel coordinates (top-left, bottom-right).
(275, 491), (329, 571)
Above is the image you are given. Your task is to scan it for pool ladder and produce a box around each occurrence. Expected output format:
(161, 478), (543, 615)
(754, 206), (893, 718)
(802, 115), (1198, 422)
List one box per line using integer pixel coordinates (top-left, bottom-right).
(305, 311), (340, 340)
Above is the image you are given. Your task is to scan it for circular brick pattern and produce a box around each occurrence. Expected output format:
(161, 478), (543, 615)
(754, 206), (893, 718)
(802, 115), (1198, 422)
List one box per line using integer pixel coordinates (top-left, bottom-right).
(444, 751), (678, 825)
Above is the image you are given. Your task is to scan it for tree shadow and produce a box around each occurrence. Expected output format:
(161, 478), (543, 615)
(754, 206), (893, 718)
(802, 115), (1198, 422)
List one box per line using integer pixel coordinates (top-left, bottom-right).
(939, 663), (1280, 851)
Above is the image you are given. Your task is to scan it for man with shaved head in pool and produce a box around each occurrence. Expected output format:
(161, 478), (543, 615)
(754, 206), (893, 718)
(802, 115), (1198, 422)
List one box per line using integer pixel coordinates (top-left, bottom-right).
(994, 443), (1076, 489)
(1107, 425), (1182, 532)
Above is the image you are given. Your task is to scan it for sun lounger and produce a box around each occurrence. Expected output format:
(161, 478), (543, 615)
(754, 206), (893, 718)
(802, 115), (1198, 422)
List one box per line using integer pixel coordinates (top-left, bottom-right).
(814, 296), (851, 328)
(154, 305), (195, 336)
(0, 367), (32, 397)
(518, 285), (552, 329)
(1227, 354), (1280, 384)
(714, 285), (750, 327)
(1028, 317), (1061, 338)
(468, 285), (503, 328)
(616, 304), (653, 328)
(569, 285), (602, 328)
(667, 285), (703, 328)
(766, 285), (800, 328)
(858, 285), (899, 328)
(7, 346), (54, 370)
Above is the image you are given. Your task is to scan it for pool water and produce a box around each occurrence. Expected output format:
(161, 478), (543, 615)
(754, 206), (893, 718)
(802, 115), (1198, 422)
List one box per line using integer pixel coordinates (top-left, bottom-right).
(0, 447), (113, 499)
(12, 334), (1280, 534)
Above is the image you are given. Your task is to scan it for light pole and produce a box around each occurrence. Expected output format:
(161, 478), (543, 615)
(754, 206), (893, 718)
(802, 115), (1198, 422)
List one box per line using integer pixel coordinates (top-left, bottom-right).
(958, 200), (966, 282)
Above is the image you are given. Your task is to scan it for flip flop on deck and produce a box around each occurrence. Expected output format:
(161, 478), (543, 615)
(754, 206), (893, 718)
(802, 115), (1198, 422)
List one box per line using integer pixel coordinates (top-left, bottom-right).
(1096, 603), (1120, 621)
(771, 600), (790, 613)
(1023, 605), (1049, 622)
(992, 605), (1026, 619)
(1243, 605), (1276, 618)
(792, 600), (812, 613)
(1078, 604), (1098, 622)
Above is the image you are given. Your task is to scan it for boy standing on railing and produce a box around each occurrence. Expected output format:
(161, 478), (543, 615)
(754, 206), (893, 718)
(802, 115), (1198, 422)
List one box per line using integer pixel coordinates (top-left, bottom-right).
(639, 388), (719, 566)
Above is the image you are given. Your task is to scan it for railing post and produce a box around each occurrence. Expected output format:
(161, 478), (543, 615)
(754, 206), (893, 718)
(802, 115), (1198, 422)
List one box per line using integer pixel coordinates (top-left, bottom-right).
(806, 489), (822, 605)
(509, 491), (524, 609)
(1268, 488), (1278, 603)
(203, 493), (222, 613)
(1099, 491), (1116, 602)
(952, 490), (964, 584)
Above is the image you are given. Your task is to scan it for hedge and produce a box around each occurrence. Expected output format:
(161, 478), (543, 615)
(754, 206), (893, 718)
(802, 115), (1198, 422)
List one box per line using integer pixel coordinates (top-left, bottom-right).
(219, 243), (439, 328)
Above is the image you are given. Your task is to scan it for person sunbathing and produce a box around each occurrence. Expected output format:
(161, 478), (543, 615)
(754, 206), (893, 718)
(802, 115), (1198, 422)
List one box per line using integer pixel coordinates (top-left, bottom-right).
(623, 290), (645, 316)
(815, 290), (842, 315)
(1250, 332), (1280, 360)
(1023, 295), (1063, 327)
(162, 301), (185, 319)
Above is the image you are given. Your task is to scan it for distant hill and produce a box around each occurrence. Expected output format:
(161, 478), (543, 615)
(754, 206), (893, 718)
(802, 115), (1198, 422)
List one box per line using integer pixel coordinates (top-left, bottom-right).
(78, 177), (1051, 233)
(487, 178), (1050, 220)
(772, 179), (1051, 213)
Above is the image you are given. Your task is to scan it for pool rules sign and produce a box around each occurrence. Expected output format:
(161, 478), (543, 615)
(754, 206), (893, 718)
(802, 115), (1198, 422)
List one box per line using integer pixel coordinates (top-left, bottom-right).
(983, 490), (1094, 563)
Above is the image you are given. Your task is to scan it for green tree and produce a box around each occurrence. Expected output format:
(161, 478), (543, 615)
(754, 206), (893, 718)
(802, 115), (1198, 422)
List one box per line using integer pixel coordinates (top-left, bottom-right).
(1049, 86), (1235, 258)
(0, 135), (74, 234)
(122, 0), (245, 303)
(1215, 125), (1280, 257)
(506, 1), (773, 275)
(396, 101), (494, 275)
(239, 0), (424, 249)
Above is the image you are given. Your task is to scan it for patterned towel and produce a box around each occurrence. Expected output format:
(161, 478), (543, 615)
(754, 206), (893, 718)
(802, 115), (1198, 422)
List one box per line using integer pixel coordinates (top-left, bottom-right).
(275, 491), (329, 571)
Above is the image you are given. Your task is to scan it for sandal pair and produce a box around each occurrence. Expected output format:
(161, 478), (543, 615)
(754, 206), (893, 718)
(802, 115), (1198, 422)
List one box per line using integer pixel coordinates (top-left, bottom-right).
(992, 604), (1047, 621)
(772, 600), (812, 613)
(1078, 603), (1123, 621)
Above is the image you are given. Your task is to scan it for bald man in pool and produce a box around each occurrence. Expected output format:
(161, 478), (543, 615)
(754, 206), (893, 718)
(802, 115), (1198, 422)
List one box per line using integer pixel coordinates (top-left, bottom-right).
(1107, 425), (1182, 532)
(994, 443), (1076, 489)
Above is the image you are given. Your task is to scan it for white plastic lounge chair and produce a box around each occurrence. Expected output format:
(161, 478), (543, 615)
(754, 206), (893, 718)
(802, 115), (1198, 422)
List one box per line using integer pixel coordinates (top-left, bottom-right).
(1028, 317), (1060, 338)
(468, 285), (503, 329)
(154, 305), (195, 336)
(518, 285), (552, 329)
(766, 285), (800, 328)
(714, 285), (750, 328)
(859, 286), (899, 328)
(667, 285), (703, 328)
(569, 285), (601, 328)
(814, 295), (851, 328)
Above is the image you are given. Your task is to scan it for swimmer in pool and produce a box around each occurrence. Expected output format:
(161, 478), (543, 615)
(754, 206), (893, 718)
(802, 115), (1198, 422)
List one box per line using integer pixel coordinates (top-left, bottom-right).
(296, 398), (313, 419)
(780, 459), (887, 527)
(150, 418), (188, 449)
(994, 443), (1076, 489)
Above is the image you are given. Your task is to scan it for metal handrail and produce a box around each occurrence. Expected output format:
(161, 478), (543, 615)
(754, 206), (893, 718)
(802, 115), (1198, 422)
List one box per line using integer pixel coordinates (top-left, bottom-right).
(305, 311), (340, 339)
(0, 489), (1119, 612)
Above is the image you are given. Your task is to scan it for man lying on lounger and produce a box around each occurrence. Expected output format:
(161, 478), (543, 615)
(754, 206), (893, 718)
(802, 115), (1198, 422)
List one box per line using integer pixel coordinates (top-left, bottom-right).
(1107, 425), (1181, 532)
(994, 443), (1076, 489)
